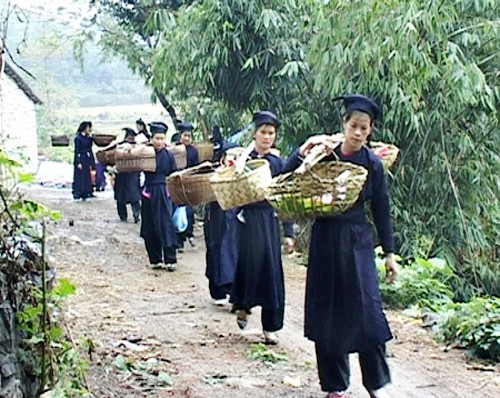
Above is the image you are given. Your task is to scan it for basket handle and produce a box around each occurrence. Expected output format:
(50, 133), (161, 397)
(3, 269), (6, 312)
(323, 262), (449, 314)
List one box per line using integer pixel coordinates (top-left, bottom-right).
(295, 145), (337, 174)
(295, 134), (344, 174)
(197, 107), (210, 142)
(234, 140), (256, 174)
(176, 161), (213, 176)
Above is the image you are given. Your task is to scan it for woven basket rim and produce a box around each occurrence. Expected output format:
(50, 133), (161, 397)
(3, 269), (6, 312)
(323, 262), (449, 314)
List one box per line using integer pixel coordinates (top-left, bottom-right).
(269, 160), (368, 197)
(211, 159), (268, 183)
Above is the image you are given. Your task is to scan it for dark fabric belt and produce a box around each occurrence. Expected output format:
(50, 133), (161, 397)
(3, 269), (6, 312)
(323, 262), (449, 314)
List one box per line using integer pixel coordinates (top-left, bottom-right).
(243, 200), (273, 210)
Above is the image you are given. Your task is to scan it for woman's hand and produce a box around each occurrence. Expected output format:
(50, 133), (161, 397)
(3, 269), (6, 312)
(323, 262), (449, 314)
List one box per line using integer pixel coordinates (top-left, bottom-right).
(283, 237), (295, 254)
(385, 253), (399, 284)
(299, 135), (337, 157)
(77, 163), (82, 170)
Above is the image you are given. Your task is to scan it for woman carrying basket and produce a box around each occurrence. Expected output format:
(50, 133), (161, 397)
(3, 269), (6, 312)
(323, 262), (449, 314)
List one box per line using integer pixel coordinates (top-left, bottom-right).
(112, 128), (142, 223)
(140, 122), (179, 271)
(204, 142), (240, 306)
(230, 110), (294, 345)
(175, 121), (200, 249)
(72, 121), (95, 201)
(283, 94), (398, 398)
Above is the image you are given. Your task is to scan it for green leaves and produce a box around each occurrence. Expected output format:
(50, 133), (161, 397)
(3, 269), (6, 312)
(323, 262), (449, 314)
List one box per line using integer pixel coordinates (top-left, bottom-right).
(434, 297), (500, 361)
(52, 278), (77, 298)
(378, 252), (500, 361)
(248, 343), (289, 364)
(377, 254), (457, 309)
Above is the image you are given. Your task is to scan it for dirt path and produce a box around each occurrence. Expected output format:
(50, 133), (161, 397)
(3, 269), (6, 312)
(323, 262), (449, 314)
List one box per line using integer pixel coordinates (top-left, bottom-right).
(29, 186), (499, 397)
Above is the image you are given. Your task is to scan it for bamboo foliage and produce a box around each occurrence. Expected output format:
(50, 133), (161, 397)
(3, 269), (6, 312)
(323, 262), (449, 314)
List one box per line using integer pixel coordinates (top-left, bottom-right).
(308, 0), (500, 294)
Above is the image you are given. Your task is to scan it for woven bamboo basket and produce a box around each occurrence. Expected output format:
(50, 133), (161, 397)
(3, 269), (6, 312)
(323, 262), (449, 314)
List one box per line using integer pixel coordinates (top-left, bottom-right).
(193, 142), (214, 162)
(167, 162), (216, 206)
(170, 145), (187, 169)
(267, 147), (368, 220)
(50, 135), (70, 147)
(370, 141), (399, 169)
(325, 133), (399, 168)
(96, 148), (116, 166)
(210, 159), (272, 210)
(93, 134), (116, 147)
(115, 144), (156, 172)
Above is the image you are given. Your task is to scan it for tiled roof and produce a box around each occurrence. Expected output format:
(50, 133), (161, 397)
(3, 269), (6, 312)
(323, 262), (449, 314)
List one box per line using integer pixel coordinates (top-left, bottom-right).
(3, 62), (43, 105)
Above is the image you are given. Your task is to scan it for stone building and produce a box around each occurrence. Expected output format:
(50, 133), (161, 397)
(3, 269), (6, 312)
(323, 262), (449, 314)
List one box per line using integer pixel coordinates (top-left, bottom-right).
(0, 61), (43, 173)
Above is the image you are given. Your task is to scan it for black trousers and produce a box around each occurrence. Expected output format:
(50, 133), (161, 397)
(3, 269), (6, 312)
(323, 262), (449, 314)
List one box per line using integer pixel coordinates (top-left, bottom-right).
(261, 306), (284, 332)
(233, 305), (285, 332)
(177, 206), (195, 247)
(208, 280), (232, 300)
(315, 343), (391, 392)
(117, 201), (141, 221)
(143, 236), (177, 265)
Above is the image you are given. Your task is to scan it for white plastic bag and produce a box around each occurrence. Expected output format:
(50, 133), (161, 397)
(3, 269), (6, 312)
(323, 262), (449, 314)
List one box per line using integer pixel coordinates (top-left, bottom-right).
(172, 206), (188, 233)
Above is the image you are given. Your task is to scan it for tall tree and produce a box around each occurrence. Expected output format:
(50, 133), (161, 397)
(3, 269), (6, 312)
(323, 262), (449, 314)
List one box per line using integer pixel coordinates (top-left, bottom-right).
(149, 0), (330, 144)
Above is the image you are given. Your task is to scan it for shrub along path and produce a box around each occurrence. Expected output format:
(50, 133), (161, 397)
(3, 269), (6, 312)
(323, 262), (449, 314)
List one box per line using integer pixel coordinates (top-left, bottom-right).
(31, 185), (499, 397)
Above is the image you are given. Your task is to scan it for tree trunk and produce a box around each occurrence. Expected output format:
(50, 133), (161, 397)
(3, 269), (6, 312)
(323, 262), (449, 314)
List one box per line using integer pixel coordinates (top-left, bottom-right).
(154, 90), (179, 129)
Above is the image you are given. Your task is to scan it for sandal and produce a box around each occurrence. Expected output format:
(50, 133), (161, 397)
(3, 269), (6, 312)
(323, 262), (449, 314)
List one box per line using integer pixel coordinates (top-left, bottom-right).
(326, 392), (345, 398)
(236, 310), (248, 330)
(263, 331), (278, 345)
(369, 388), (390, 398)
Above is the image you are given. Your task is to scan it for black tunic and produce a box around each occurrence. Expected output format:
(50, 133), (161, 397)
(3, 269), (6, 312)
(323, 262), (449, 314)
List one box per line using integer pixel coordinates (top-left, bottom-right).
(185, 145), (200, 168)
(284, 146), (394, 354)
(204, 202), (238, 286)
(72, 133), (95, 199)
(176, 144), (199, 241)
(230, 151), (290, 310)
(114, 171), (141, 203)
(140, 148), (178, 249)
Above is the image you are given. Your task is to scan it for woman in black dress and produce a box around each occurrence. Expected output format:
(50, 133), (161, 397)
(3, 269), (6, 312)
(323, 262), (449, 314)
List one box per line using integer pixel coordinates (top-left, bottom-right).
(72, 121), (95, 201)
(230, 111), (294, 345)
(113, 128), (141, 223)
(136, 118), (151, 143)
(139, 122), (179, 271)
(284, 94), (398, 398)
(175, 121), (200, 249)
(204, 142), (239, 306)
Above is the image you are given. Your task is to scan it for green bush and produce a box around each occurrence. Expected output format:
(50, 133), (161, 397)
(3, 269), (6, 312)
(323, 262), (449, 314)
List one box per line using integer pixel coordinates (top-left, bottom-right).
(434, 297), (500, 361)
(377, 254), (456, 310)
(376, 251), (500, 361)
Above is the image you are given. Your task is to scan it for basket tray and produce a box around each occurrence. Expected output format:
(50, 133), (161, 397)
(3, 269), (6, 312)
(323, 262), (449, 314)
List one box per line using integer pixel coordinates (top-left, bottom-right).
(167, 162), (216, 206)
(170, 145), (187, 169)
(115, 144), (156, 172)
(370, 142), (399, 169)
(93, 134), (117, 147)
(96, 148), (116, 166)
(210, 159), (272, 210)
(193, 142), (214, 162)
(51, 135), (70, 147)
(267, 161), (368, 220)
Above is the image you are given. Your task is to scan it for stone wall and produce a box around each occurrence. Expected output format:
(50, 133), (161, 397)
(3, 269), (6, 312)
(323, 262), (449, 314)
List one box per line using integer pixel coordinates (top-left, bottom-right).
(0, 237), (51, 398)
(0, 274), (36, 397)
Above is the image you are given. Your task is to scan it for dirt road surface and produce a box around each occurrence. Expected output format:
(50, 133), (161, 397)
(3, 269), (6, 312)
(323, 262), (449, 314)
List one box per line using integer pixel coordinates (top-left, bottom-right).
(29, 186), (499, 398)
